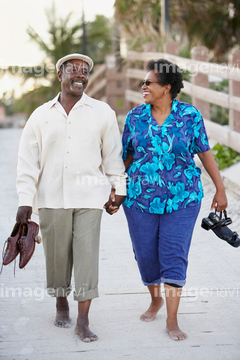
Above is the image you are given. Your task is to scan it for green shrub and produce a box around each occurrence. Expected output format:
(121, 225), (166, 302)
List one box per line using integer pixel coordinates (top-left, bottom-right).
(210, 104), (229, 125)
(179, 92), (192, 104)
(211, 143), (240, 170)
(179, 69), (192, 104)
(209, 80), (229, 125)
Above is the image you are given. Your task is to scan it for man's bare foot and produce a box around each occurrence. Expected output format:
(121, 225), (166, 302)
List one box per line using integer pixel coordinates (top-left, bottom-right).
(55, 297), (71, 328)
(166, 319), (187, 341)
(140, 297), (164, 322)
(75, 317), (98, 342)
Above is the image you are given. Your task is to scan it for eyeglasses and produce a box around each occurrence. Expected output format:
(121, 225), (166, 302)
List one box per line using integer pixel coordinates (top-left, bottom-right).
(142, 80), (159, 87)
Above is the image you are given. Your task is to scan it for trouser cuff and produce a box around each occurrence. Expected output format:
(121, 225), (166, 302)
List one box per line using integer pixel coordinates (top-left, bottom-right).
(74, 288), (99, 302)
(47, 286), (72, 297)
(161, 277), (186, 287)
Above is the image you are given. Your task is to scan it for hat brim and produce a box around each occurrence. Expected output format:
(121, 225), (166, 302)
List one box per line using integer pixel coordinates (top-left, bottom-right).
(56, 53), (94, 72)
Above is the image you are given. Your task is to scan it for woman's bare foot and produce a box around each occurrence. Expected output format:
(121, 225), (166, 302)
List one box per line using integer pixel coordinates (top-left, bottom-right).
(55, 297), (71, 328)
(75, 317), (98, 342)
(166, 319), (187, 341)
(140, 297), (164, 322)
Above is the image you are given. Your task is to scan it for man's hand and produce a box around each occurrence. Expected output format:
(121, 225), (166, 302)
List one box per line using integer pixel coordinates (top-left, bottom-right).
(16, 206), (32, 224)
(104, 188), (126, 215)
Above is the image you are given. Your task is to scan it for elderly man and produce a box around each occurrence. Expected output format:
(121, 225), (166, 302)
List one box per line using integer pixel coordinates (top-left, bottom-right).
(16, 53), (126, 342)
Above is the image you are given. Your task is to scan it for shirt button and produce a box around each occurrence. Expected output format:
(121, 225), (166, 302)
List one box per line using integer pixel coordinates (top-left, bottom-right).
(68, 136), (71, 139)
(68, 122), (71, 124)
(67, 151), (69, 154)
(65, 166), (68, 169)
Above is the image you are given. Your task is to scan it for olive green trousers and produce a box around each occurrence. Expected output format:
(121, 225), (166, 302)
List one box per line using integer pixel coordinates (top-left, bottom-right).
(39, 208), (103, 302)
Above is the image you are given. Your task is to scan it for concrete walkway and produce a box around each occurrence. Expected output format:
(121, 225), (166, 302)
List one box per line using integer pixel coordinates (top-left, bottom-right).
(0, 128), (240, 360)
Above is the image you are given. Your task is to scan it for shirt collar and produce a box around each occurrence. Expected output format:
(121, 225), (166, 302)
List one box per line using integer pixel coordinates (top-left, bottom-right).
(143, 99), (179, 119)
(48, 92), (93, 109)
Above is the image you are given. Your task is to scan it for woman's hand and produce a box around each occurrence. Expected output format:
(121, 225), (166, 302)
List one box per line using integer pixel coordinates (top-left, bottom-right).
(124, 154), (133, 170)
(211, 189), (228, 212)
(198, 150), (228, 212)
(104, 188), (126, 215)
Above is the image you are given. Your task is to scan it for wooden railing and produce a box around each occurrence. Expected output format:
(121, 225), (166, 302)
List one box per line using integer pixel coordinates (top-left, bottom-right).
(85, 55), (129, 116)
(86, 63), (107, 102)
(126, 51), (240, 112)
(125, 45), (240, 153)
(85, 44), (240, 153)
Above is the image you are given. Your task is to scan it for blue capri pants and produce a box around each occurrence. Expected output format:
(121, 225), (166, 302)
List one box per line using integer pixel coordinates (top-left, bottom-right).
(123, 203), (201, 287)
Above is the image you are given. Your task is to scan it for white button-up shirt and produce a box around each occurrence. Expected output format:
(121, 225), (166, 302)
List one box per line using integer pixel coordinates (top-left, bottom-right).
(17, 92), (127, 214)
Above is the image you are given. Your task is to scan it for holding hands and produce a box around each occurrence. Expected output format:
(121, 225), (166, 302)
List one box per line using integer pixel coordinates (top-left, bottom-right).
(104, 188), (126, 215)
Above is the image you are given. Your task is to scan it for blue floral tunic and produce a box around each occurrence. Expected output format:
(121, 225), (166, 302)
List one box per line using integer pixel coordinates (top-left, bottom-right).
(122, 99), (211, 214)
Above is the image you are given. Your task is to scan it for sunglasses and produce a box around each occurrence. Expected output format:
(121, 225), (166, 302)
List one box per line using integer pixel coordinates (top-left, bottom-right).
(142, 80), (159, 87)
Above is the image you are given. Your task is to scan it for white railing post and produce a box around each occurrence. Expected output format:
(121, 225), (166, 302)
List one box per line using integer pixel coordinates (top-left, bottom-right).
(191, 46), (210, 120)
(105, 55), (129, 116)
(163, 41), (179, 56)
(143, 43), (157, 69)
(229, 49), (240, 132)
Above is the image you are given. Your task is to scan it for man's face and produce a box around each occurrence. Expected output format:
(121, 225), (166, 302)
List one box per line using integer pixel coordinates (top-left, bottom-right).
(58, 59), (89, 97)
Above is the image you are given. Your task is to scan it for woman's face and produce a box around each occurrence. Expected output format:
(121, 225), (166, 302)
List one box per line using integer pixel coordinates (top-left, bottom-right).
(142, 70), (169, 105)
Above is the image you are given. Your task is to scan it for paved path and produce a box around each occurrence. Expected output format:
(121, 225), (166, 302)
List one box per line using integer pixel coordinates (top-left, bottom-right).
(0, 128), (240, 360)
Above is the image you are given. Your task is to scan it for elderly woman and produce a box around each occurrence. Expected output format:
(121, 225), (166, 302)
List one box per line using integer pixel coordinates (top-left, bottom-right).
(121, 59), (227, 340)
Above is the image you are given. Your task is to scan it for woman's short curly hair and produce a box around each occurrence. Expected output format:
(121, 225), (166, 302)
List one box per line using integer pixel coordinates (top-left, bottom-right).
(147, 59), (184, 100)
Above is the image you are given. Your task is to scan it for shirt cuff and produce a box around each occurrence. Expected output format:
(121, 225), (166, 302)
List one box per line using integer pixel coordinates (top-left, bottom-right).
(109, 176), (127, 196)
(115, 183), (127, 196)
(18, 193), (34, 207)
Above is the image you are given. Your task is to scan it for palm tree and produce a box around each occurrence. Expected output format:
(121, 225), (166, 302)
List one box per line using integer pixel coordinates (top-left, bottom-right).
(86, 15), (113, 64)
(114, 0), (240, 59)
(24, 2), (83, 92)
(6, 2), (113, 116)
(114, 0), (162, 50)
(3, 1), (83, 114)
(170, 0), (240, 59)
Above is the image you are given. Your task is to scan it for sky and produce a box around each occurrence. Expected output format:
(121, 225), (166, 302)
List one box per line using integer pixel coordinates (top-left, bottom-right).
(0, 0), (115, 66)
(0, 0), (115, 97)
